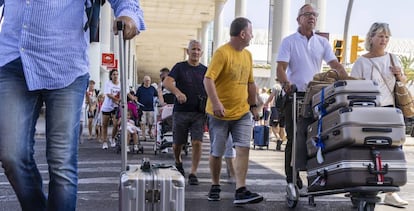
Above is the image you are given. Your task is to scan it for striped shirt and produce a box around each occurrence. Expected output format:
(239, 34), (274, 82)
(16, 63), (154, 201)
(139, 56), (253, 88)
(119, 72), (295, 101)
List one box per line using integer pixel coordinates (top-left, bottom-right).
(0, 0), (145, 91)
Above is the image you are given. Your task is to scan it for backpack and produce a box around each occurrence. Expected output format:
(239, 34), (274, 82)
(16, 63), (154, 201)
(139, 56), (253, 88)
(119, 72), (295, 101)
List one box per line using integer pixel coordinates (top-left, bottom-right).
(84, 0), (106, 42)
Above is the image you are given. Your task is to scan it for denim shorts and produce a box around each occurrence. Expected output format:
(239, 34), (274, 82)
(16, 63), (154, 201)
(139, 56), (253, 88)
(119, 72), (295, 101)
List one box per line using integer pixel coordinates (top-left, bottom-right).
(208, 112), (252, 157)
(172, 112), (206, 145)
(224, 135), (236, 158)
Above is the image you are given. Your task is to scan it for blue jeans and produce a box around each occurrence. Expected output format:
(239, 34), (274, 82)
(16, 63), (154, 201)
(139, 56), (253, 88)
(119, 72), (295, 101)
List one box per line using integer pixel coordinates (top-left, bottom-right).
(0, 58), (89, 211)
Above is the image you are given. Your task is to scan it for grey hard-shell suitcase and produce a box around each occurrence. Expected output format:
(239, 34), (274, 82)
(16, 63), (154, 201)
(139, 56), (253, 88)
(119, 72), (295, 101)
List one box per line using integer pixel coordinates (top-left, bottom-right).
(116, 22), (185, 211)
(306, 106), (405, 157)
(312, 80), (380, 119)
(119, 161), (185, 211)
(306, 147), (407, 192)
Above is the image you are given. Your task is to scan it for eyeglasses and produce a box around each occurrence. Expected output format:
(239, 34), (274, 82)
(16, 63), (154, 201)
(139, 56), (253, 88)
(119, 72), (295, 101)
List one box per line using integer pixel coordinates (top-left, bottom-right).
(300, 12), (319, 18)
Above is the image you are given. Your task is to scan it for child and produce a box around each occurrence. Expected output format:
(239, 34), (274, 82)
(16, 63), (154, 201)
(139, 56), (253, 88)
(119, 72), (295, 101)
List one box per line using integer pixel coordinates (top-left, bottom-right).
(118, 110), (140, 152)
(94, 94), (104, 143)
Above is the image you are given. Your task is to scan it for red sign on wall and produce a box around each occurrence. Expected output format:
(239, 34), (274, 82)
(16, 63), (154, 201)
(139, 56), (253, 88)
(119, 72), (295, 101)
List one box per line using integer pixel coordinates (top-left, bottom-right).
(106, 59), (118, 70)
(102, 53), (115, 67)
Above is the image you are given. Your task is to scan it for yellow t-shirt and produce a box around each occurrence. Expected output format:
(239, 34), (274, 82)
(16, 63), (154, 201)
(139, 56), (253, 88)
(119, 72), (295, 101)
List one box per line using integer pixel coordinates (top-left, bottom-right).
(205, 43), (254, 120)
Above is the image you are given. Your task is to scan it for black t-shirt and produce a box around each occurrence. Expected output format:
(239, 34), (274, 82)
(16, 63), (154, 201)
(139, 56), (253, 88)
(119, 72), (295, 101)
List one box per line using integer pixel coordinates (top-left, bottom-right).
(169, 61), (207, 112)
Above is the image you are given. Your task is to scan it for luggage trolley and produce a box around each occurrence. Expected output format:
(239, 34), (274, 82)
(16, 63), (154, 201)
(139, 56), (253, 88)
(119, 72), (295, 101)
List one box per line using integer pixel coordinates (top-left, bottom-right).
(286, 85), (402, 211)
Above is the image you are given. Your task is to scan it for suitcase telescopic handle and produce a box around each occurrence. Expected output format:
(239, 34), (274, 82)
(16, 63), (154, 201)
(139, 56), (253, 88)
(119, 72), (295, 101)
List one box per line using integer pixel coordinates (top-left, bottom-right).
(116, 21), (124, 32)
(117, 20), (128, 171)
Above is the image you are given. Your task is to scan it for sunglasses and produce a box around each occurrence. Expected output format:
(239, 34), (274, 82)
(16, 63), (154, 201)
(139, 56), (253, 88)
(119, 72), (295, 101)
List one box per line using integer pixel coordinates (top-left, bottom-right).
(300, 12), (319, 18)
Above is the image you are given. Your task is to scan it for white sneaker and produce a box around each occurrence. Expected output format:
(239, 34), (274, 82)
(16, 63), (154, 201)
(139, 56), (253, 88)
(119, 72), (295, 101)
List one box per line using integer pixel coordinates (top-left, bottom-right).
(133, 145), (139, 151)
(110, 138), (116, 147)
(126, 146), (130, 153)
(161, 148), (168, 153)
(102, 142), (108, 150)
(384, 192), (408, 207)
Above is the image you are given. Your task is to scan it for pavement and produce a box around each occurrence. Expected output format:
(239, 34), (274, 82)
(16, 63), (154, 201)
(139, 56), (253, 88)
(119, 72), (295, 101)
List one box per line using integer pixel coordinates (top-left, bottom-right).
(4, 114), (406, 211)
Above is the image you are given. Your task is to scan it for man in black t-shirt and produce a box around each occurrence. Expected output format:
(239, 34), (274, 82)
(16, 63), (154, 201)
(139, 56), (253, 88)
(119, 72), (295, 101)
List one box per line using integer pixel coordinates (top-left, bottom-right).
(163, 40), (207, 186)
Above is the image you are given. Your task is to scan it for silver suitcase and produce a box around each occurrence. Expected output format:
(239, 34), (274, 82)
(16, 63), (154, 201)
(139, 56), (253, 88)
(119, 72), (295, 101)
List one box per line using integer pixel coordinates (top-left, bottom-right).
(116, 22), (185, 211)
(312, 80), (380, 119)
(307, 147), (407, 192)
(120, 162), (185, 211)
(307, 106), (405, 157)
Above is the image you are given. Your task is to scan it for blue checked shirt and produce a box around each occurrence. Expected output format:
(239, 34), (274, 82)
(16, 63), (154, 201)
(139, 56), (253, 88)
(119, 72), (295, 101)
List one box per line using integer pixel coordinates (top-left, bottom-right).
(0, 0), (145, 91)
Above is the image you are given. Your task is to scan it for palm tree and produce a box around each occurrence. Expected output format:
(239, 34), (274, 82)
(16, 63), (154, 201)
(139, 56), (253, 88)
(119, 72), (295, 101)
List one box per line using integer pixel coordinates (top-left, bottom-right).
(398, 54), (414, 84)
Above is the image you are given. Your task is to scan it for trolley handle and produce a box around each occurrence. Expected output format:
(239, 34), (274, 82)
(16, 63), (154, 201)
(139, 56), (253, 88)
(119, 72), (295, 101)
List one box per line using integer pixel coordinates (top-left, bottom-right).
(116, 21), (125, 32)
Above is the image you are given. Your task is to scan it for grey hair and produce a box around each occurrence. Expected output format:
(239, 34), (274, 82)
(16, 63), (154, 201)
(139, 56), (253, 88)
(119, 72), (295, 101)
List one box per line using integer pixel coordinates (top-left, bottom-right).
(188, 40), (201, 50)
(365, 22), (392, 51)
(297, 3), (317, 17)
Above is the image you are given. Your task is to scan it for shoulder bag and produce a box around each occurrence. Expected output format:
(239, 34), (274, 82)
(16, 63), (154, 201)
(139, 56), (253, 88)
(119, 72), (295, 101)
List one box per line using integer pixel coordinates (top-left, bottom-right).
(390, 54), (414, 117)
(370, 54), (414, 117)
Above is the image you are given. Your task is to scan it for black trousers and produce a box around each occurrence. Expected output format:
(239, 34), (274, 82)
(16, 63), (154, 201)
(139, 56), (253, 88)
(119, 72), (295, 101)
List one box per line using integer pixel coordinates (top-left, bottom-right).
(284, 95), (312, 183)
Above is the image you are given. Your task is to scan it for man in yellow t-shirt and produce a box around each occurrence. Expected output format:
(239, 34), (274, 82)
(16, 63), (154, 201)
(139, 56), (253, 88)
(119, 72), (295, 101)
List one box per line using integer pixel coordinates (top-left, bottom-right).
(203, 17), (263, 205)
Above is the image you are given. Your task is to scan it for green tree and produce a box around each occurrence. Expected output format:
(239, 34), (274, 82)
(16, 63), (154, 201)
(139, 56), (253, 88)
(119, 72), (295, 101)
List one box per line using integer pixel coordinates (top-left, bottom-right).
(398, 54), (414, 83)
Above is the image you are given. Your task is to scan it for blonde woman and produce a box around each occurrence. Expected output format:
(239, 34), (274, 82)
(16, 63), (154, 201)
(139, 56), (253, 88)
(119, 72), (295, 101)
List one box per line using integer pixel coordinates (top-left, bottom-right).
(351, 22), (407, 208)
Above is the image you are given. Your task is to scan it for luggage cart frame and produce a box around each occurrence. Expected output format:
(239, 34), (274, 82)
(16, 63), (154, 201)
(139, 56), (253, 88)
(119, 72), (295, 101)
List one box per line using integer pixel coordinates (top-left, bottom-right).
(286, 88), (400, 211)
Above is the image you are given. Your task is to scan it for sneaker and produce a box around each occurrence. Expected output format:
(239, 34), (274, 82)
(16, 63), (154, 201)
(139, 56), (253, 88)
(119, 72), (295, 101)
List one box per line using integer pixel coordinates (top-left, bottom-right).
(207, 185), (221, 201)
(109, 138), (116, 147)
(233, 187), (264, 205)
(188, 174), (199, 185)
(102, 142), (108, 150)
(384, 192), (408, 208)
(126, 146), (130, 153)
(276, 140), (282, 151)
(161, 148), (168, 153)
(133, 144), (139, 151)
(175, 162), (185, 177)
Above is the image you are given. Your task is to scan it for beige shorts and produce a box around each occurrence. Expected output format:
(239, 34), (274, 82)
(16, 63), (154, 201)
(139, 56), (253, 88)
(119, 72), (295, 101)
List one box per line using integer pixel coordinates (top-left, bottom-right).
(141, 111), (154, 126)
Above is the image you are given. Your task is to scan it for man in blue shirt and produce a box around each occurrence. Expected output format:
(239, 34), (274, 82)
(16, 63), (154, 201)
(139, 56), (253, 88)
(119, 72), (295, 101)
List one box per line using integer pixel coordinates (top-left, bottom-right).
(135, 75), (161, 140)
(0, 1), (145, 211)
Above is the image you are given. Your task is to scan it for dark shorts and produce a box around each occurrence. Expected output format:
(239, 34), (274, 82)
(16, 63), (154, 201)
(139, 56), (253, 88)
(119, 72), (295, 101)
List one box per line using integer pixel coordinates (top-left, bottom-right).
(269, 107), (285, 127)
(87, 108), (97, 118)
(102, 108), (117, 116)
(172, 112), (206, 145)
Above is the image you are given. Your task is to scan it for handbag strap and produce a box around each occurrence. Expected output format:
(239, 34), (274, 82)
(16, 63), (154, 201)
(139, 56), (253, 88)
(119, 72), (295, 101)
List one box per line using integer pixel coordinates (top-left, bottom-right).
(389, 53), (402, 83)
(368, 57), (395, 106)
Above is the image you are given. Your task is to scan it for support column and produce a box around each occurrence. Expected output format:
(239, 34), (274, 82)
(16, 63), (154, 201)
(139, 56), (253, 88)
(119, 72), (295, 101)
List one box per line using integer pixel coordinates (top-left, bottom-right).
(269, 0), (290, 88)
(306, 0), (326, 32)
(213, 0), (226, 52)
(235, 0), (247, 17)
(201, 21), (211, 65)
(99, 2), (113, 90)
(88, 43), (101, 87)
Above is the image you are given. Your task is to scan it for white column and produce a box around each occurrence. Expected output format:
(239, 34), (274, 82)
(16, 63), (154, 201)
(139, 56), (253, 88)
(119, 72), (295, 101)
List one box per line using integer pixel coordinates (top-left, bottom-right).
(99, 2), (113, 90)
(235, 0), (247, 17)
(213, 0), (226, 52)
(201, 21), (210, 65)
(88, 43), (101, 86)
(306, 0), (326, 32)
(269, 0), (290, 87)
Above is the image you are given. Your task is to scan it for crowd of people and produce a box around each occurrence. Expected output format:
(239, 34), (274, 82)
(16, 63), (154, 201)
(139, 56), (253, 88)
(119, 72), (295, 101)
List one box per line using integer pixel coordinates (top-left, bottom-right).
(0, 1), (408, 210)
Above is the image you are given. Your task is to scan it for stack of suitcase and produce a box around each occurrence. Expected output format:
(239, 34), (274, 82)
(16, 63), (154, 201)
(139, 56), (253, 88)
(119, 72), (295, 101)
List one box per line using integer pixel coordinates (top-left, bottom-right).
(304, 80), (407, 192)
